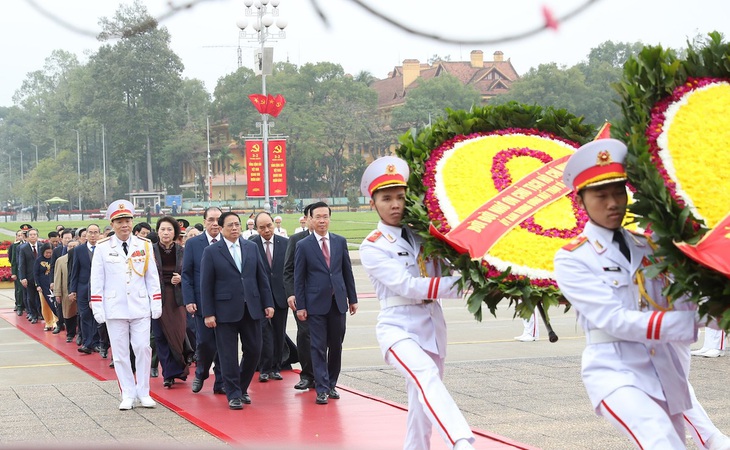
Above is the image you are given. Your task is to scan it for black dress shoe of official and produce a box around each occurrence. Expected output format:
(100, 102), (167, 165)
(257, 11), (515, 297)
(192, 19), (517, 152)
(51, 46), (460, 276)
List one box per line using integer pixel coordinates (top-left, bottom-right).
(52, 325), (62, 334)
(163, 378), (174, 388)
(77, 346), (92, 354)
(228, 398), (243, 410)
(30, 318), (38, 324)
(100, 348), (108, 359)
(191, 377), (204, 393)
(109, 360), (115, 368)
(76, 335), (82, 346)
(150, 367), (159, 378)
(66, 335), (73, 343)
(328, 388), (340, 400)
(213, 387), (226, 395)
(294, 379), (315, 390)
(258, 373), (269, 382)
(315, 392), (329, 405)
(16, 309), (23, 316)
(241, 393), (251, 404)
(270, 371), (283, 380)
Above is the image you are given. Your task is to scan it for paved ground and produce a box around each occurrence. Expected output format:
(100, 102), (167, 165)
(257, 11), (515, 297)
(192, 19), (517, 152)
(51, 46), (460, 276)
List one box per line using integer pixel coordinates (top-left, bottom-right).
(1, 254), (729, 449)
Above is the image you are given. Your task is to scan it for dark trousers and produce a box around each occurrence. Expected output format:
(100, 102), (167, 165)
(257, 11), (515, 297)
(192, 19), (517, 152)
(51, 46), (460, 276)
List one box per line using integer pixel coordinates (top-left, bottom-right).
(64, 315), (77, 339)
(260, 306), (288, 373)
(14, 279), (24, 311)
(77, 297), (98, 348)
(215, 304), (262, 401)
(194, 313), (223, 389)
(24, 281), (40, 318)
(151, 318), (186, 379)
(292, 309), (313, 381)
(308, 299), (346, 395)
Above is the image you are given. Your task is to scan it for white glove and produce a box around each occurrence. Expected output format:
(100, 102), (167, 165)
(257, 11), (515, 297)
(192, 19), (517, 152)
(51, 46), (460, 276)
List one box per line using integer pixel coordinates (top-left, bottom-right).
(92, 304), (106, 324)
(151, 304), (162, 320)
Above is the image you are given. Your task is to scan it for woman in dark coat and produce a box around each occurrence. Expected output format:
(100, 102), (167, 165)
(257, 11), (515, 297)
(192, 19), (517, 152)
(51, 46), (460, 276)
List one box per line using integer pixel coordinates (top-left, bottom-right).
(152, 216), (193, 387)
(34, 243), (58, 331)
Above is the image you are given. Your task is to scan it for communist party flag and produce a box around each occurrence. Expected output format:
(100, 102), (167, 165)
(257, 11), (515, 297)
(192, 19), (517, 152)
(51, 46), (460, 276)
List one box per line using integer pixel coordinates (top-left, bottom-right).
(248, 94), (267, 114)
(675, 213), (730, 279)
(267, 94), (286, 117)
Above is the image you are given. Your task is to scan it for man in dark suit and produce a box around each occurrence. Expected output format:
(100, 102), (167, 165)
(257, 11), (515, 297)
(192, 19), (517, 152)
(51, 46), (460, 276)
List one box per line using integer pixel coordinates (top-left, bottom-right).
(70, 223), (102, 355)
(200, 211), (274, 410)
(182, 206), (226, 394)
(295, 202), (358, 405)
(17, 227), (41, 323)
(9, 228), (27, 316)
(284, 204), (315, 390)
(250, 212), (289, 382)
(49, 228), (74, 334)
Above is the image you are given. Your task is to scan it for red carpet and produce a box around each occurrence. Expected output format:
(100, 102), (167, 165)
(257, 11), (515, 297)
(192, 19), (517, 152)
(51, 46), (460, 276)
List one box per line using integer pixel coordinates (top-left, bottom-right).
(2, 309), (536, 449)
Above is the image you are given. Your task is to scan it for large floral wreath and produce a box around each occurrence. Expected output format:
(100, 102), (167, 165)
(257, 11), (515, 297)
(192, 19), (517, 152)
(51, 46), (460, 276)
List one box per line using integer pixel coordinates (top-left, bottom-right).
(397, 103), (597, 320)
(614, 32), (730, 327)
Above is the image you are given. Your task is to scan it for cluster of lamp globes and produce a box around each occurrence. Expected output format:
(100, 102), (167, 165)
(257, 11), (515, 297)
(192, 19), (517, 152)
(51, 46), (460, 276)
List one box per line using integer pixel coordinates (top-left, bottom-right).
(236, 0), (289, 32)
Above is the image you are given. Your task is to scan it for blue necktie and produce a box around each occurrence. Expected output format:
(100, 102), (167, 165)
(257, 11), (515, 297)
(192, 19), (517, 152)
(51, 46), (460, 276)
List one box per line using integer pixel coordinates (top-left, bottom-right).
(232, 243), (241, 271)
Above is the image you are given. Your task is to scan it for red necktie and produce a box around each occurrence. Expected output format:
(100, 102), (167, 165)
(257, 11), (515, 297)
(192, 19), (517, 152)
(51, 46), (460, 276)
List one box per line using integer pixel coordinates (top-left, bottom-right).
(265, 240), (273, 267)
(321, 237), (330, 267)
(32, 245), (37, 258)
(211, 238), (217, 244)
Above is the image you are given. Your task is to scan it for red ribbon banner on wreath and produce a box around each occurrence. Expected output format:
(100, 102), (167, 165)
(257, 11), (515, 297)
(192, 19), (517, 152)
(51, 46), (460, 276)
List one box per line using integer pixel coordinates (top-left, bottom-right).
(674, 212), (730, 279)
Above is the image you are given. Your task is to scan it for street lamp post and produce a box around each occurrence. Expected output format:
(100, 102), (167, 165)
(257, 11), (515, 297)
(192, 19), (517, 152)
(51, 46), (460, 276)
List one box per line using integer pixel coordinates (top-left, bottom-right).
(71, 129), (81, 214)
(19, 148), (24, 182)
(237, 0), (287, 209)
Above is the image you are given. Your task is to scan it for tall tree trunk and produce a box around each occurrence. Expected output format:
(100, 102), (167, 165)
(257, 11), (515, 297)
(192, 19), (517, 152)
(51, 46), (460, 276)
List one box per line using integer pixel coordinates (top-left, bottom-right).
(146, 128), (153, 191)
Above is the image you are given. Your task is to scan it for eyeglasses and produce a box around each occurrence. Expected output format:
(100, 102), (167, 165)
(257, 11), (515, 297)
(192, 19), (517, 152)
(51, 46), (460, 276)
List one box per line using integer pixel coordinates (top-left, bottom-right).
(224, 222), (241, 229)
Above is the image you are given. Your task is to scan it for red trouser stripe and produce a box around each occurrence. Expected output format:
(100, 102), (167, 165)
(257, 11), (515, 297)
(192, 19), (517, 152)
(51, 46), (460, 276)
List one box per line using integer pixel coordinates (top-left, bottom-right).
(601, 400), (644, 450)
(683, 414), (706, 447)
(388, 347), (455, 446)
(646, 311), (658, 340)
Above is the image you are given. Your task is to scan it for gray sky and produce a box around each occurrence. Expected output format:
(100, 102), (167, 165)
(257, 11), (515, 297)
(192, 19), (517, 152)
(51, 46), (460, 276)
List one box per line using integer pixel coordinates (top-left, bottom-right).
(1, 0), (728, 106)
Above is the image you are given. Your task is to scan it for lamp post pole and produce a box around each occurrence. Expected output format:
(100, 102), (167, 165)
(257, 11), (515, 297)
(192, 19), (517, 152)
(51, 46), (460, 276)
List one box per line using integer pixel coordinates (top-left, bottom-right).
(19, 148), (24, 182)
(237, 0), (287, 210)
(72, 129), (81, 213)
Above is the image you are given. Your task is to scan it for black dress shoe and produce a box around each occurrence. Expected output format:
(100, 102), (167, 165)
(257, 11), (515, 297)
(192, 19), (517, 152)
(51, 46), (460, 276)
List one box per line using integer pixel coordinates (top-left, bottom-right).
(328, 388), (340, 400)
(270, 371), (283, 380)
(191, 377), (204, 393)
(163, 378), (174, 388)
(77, 346), (92, 354)
(228, 398), (243, 410)
(52, 326), (62, 334)
(258, 373), (269, 382)
(241, 393), (251, 404)
(30, 318), (38, 324)
(213, 387), (226, 395)
(150, 367), (159, 378)
(16, 309), (23, 316)
(76, 335), (82, 346)
(294, 379), (315, 390)
(66, 336), (73, 343)
(100, 349), (108, 359)
(109, 360), (115, 368)
(315, 392), (329, 405)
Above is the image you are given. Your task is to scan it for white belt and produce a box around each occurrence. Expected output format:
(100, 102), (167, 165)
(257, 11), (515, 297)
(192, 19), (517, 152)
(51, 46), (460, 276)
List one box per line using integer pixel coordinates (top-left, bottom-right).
(380, 296), (434, 309)
(587, 329), (622, 344)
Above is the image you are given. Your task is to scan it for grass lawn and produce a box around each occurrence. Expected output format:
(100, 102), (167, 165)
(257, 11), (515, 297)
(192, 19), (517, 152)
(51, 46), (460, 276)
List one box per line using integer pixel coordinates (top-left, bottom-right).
(0, 210), (381, 247)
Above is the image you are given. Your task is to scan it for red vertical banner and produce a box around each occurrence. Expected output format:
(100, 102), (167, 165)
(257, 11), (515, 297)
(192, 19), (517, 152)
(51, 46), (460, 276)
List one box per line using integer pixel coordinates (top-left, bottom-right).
(246, 140), (264, 197)
(269, 139), (287, 196)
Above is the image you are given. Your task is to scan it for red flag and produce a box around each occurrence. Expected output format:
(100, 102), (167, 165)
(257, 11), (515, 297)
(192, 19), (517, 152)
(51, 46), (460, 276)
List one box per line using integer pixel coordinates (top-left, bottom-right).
(675, 213), (730, 279)
(593, 122), (611, 140)
(542, 6), (559, 31)
(248, 94), (267, 114)
(267, 94), (286, 117)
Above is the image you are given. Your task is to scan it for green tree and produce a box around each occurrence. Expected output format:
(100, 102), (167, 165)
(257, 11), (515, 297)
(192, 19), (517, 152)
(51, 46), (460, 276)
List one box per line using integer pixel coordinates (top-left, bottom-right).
(390, 74), (481, 131)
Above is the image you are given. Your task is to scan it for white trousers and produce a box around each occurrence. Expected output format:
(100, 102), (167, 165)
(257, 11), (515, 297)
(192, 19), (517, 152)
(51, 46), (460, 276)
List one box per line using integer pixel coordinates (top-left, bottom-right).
(107, 317), (152, 400)
(521, 309), (539, 338)
(701, 328), (726, 351)
(684, 383), (723, 449)
(385, 339), (474, 450)
(599, 386), (685, 448)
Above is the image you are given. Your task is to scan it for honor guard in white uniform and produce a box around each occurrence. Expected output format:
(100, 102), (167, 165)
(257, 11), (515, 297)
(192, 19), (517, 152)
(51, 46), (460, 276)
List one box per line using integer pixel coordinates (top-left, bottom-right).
(554, 139), (730, 449)
(359, 157), (475, 450)
(90, 200), (162, 410)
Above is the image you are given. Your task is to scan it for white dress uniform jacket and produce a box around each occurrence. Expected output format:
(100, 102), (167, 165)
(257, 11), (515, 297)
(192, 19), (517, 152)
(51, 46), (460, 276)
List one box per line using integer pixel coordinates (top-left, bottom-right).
(360, 222), (461, 358)
(90, 235), (162, 321)
(554, 221), (699, 416)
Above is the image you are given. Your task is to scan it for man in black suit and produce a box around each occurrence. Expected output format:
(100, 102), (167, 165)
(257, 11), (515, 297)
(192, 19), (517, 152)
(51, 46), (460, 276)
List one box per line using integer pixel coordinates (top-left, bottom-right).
(17, 227), (42, 323)
(9, 228), (27, 316)
(200, 211), (274, 410)
(294, 202), (358, 405)
(49, 228), (74, 334)
(284, 204), (315, 390)
(250, 212), (289, 382)
(182, 207), (226, 394)
(70, 224), (103, 355)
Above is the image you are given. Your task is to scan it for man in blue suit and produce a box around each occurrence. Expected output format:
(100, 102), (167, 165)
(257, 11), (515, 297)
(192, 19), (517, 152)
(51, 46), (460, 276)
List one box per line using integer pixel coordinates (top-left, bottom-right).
(295, 202), (358, 405)
(70, 223), (102, 355)
(182, 207), (226, 395)
(200, 211), (275, 410)
(250, 212), (289, 382)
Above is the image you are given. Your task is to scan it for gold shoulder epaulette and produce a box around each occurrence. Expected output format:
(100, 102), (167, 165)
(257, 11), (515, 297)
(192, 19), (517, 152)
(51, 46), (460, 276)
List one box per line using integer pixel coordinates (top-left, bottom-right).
(562, 236), (587, 252)
(96, 236), (111, 244)
(366, 230), (383, 243)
